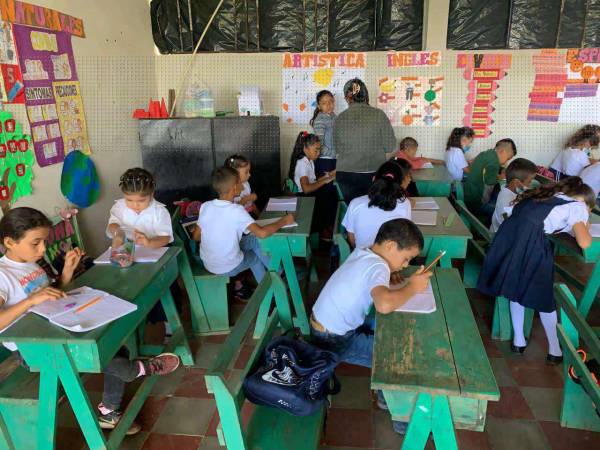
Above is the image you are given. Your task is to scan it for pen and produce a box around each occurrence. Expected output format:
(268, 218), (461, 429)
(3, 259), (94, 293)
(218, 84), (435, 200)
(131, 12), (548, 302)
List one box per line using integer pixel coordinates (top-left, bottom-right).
(64, 302), (76, 310)
(424, 251), (446, 272)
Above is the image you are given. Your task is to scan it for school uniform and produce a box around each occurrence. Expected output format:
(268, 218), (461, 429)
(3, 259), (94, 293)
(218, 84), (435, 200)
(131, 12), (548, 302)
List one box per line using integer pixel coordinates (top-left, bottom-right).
(395, 150), (428, 169)
(490, 186), (516, 233)
(581, 162), (600, 197)
(312, 112), (337, 176)
(311, 247), (390, 368)
(550, 148), (590, 178)
(342, 195), (412, 249)
(478, 194), (589, 313)
(464, 149), (501, 219)
(234, 181), (256, 212)
(107, 198), (174, 243)
(198, 199), (268, 281)
(444, 146), (468, 181)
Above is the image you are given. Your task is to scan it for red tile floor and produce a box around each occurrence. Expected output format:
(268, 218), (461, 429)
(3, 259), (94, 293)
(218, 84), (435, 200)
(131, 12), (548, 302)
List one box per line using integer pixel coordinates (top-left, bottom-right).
(54, 252), (600, 450)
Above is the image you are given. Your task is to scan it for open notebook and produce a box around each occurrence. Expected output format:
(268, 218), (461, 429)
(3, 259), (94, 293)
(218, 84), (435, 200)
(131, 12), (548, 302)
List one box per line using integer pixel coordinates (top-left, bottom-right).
(413, 197), (440, 210)
(94, 245), (169, 265)
(266, 197), (297, 212)
(255, 217), (298, 228)
(412, 210), (438, 226)
(590, 223), (600, 238)
(29, 287), (137, 332)
(391, 282), (436, 314)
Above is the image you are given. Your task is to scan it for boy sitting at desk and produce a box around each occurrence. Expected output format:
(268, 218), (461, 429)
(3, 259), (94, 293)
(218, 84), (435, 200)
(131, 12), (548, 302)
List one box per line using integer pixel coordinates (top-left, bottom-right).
(310, 218), (431, 433)
(0, 207), (180, 436)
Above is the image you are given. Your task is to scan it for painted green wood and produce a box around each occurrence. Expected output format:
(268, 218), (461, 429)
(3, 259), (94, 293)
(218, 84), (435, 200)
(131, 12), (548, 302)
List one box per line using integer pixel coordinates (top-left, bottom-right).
(412, 166), (453, 198)
(431, 396), (459, 450)
(454, 181), (464, 202)
(490, 296), (534, 342)
(454, 200), (492, 243)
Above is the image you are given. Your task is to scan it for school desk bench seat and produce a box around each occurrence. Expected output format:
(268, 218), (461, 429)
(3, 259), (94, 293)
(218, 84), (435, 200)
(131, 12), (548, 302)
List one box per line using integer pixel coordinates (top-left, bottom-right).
(555, 283), (600, 432)
(171, 206), (230, 335)
(205, 272), (325, 450)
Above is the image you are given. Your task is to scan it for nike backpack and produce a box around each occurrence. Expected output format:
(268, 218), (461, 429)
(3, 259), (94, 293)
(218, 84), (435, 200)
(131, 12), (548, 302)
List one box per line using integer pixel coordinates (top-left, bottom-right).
(243, 333), (341, 416)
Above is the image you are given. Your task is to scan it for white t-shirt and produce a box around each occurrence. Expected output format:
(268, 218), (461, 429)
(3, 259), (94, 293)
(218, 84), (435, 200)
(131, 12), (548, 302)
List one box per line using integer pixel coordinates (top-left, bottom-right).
(234, 181), (254, 208)
(107, 198), (174, 243)
(444, 147), (468, 181)
(551, 148), (590, 176)
(342, 195), (412, 249)
(294, 157), (316, 193)
(198, 199), (255, 274)
(581, 162), (600, 197)
(0, 257), (50, 351)
(490, 186), (516, 233)
(312, 248), (390, 335)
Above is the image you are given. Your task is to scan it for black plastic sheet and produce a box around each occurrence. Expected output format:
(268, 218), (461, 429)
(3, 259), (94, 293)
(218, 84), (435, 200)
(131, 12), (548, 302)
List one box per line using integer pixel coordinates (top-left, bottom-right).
(557, 0), (586, 48)
(583, 0), (600, 47)
(447, 0), (510, 49)
(376, 0), (424, 50)
(328, 0), (376, 52)
(258, 0), (305, 51)
(507, 0), (562, 49)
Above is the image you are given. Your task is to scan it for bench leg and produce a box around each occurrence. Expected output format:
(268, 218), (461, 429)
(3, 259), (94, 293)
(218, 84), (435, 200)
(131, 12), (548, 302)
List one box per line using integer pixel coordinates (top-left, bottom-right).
(0, 412), (14, 450)
(492, 297), (534, 342)
(577, 262), (600, 319)
(402, 393), (458, 450)
(463, 257), (481, 288)
(37, 369), (59, 450)
(177, 251), (211, 334)
(197, 277), (230, 333)
(160, 289), (194, 366)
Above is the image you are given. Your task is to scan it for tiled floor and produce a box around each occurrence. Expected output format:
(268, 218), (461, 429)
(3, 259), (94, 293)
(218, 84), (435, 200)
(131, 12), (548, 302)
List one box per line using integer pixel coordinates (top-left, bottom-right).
(54, 251), (600, 450)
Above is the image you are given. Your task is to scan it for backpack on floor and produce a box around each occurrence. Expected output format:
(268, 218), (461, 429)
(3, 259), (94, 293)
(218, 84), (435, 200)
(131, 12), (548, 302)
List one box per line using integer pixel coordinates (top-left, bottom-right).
(243, 333), (340, 416)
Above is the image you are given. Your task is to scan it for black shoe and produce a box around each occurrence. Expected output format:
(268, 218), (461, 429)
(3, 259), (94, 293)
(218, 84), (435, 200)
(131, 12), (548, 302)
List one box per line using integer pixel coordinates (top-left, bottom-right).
(546, 354), (563, 365)
(234, 285), (253, 301)
(511, 343), (526, 354)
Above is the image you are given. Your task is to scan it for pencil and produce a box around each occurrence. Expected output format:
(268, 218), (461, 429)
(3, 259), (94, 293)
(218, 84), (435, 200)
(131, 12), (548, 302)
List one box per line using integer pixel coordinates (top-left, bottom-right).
(74, 295), (103, 314)
(424, 251), (446, 272)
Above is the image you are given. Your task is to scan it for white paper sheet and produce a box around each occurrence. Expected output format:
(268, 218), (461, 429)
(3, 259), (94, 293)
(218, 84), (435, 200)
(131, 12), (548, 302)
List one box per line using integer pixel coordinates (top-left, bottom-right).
(392, 282), (436, 313)
(412, 210), (438, 226)
(590, 223), (600, 238)
(413, 197), (440, 210)
(266, 197), (298, 212)
(255, 217), (298, 229)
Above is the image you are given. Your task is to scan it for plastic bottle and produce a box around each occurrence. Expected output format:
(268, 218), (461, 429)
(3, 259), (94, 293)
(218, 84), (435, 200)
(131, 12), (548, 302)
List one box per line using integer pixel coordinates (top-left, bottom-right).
(110, 227), (135, 268)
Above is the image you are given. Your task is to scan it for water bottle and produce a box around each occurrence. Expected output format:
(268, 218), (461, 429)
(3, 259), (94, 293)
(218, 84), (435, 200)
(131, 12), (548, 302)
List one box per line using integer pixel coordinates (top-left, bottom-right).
(110, 227), (135, 268)
(198, 88), (215, 118)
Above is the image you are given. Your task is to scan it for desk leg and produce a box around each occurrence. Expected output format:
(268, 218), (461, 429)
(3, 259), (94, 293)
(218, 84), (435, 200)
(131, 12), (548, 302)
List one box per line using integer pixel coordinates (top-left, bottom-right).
(37, 368), (59, 450)
(577, 262), (600, 319)
(161, 289), (194, 366)
(401, 393), (458, 450)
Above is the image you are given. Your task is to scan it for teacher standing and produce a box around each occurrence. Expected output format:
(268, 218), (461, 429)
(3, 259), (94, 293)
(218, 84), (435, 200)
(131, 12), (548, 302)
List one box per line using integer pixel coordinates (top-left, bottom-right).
(333, 78), (397, 201)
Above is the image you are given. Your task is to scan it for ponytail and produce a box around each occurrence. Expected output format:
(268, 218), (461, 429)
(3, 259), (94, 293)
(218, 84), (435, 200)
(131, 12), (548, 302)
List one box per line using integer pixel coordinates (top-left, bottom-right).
(515, 176), (596, 209)
(446, 127), (475, 150)
(368, 161), (408, 211)
(288, 132), (320, 180)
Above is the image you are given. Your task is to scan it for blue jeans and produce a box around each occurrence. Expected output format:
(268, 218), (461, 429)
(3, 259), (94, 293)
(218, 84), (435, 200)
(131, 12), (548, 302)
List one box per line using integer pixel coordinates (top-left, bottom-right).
(310, 314), (375, 368)
(222, 234), (270, 282)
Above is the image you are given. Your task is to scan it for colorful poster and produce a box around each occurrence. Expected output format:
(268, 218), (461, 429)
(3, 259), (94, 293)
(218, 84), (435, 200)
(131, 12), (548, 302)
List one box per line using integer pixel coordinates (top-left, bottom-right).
(0, 1), (85, 37)
(52, 81), (91, 155)
(281, 52), (367, 124)
(457, 54), (512, 138)
(386, 51), (441, 67)
(377, 76), (444, 126)
(0, 20), (24, 103)
(0, 110), (34, 206)
(12, 24), (78, 166)
(527, 50), (568, 122)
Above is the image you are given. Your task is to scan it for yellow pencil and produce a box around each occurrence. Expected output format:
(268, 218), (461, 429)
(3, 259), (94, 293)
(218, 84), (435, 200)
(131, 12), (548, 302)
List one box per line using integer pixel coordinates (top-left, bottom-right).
(74, 295), (103, 314)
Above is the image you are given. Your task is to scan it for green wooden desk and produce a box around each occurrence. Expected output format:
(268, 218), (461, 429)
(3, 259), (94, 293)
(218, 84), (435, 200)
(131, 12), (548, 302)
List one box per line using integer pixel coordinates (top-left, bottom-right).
(549, 212), (600, 319)
(0, 247), (193, 450)
(254, 197), (314, 338)
(372, 268), (499, 450)
(412, 166), (453, 197)
(418, 198), (473, 268)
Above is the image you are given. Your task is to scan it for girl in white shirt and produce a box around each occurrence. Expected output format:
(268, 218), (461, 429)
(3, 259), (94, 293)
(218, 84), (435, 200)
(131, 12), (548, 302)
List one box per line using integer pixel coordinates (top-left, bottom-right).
(581, 161), (600, 197)
(444, 127), (475, 181)
(289, 132), (337, 237)
(550, 127), (599, 179)
(342, 160), (412, 249)
(225, 154), (259, 217)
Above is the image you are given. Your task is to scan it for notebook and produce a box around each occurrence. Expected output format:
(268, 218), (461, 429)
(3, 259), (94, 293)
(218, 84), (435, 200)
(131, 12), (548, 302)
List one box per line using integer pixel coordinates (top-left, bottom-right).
(255, 217), (298, 229)
(413, 197), (440, 210)
(392, 282), (436, 314)
(29, 287), (137, 332)
(266, 197), (297, 212)
(412, 210), (437, 226)
(590, 223), (600, 238)
(93, 245), (169, 265)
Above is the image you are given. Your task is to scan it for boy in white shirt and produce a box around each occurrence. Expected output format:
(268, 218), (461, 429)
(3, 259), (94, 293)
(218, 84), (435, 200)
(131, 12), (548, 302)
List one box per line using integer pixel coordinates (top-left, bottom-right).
(490, 158), (537, 233)
(197, 166), (293, 297)
(581, 162), (600, 197)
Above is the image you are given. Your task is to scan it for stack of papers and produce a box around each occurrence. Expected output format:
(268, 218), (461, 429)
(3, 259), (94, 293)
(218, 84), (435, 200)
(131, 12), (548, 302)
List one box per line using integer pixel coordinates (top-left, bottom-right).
(420, 162), (434, 169)
(255, 217), (298, 229)
(412, 210), (438, 226)
(30, 287), (137, 332)
(94, 246), (168, 265)
(590, 223), (600, 237)
(413, 197), (440, 210)
(266, 197), (297, 212)
(238, 86), (261, 116)
(392, 282), (436, 314)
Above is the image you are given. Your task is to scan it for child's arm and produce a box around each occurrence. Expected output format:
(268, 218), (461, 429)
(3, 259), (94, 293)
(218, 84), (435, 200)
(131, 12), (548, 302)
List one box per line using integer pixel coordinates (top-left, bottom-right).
(192, 225), (201, 242)
(133, 230), (171, 249)
(239, 193), (258, 205)
(107, 223), (120, 238)
(59, 248), (84, 286)
(0, 288), (66, 330)
(573, 221), (593, 249)
(247, 214), (295, 239)
(424, 157), (444, 165)
(300, 171), (336, 194)
(347, 232), (356, 248)
(371, 267), (433, 314)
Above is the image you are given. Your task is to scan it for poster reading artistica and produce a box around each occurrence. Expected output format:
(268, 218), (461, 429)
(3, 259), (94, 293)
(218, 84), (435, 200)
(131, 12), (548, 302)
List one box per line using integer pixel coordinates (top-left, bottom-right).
(12, 24), (78, 166)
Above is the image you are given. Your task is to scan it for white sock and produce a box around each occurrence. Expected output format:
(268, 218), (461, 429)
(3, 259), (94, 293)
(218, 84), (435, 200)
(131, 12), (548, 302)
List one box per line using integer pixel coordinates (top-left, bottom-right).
(510, 301), (526, 347)
(540, 311), (562, 357)
(164, 322), (172, 335)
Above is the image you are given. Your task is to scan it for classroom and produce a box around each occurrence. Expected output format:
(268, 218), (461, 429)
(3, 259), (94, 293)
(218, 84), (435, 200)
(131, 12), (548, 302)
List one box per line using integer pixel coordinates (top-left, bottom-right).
(0, 0), (598, 449)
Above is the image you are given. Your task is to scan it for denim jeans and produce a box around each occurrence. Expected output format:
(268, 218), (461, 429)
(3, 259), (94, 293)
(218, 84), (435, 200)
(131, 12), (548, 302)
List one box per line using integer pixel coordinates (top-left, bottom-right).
(222, 234), (270, 282)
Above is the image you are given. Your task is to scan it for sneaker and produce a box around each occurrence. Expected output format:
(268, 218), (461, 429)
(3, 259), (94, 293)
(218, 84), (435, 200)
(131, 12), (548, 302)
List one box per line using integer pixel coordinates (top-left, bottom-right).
(376, 390), (388, 410)
(143, 353), (180, 376)
(98, 409), (141, 435)
(392, 420), (408, 435)
(234, 285), (253, 301)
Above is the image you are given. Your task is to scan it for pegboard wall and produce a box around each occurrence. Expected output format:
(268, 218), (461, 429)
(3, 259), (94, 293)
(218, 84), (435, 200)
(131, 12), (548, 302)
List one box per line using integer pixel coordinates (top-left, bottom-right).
(155, 50), (587, 177)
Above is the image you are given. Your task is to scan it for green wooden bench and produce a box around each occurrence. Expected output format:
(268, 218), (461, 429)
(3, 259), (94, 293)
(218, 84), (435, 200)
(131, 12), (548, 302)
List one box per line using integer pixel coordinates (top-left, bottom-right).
(171, 206), (230, 334)
(205, 272), (326, 450)
(555, 283), (600, 432)
(332, 201), (350, 266)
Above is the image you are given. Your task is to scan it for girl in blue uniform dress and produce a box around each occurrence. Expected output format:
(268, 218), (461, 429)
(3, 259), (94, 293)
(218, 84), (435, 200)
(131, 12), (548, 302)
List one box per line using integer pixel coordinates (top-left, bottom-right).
(478, 177), (594, 364)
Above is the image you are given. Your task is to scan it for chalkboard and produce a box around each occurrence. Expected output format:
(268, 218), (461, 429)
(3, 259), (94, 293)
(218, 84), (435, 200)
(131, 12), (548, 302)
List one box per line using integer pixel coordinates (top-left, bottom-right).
(139, 117), (280, 209)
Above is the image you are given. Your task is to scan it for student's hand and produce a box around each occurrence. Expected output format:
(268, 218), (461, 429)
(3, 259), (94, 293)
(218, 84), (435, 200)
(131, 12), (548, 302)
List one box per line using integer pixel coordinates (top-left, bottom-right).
(390, 271), (405, 285)
(134, 229), (151, 247)
(63, 248), (84, 274)
(409, 198), (416, 208)
(407, 266), (433, 293)
(281, 214), (295, 226)
(28, 287), (66, 305)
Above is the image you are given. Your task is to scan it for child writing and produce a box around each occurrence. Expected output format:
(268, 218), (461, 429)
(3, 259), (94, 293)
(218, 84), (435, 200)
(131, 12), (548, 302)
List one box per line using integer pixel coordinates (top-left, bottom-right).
(197, 166), (294, 298)
(0, 208), (180, 435)
(342, 160), (411, 249)
(395, 137), (443, 169)
(392, 157), (419, 198)
(106, 168), (173, 248)
(225, 154), (258, 216)
(444, 127), (475, 181)
(478, 177), (594, 364)
(289, 132), (337, 238)
(310, 90), (336, 177)
(310, 218), (431, 434)
(490, 158), (538, 233)
(549, 127), (599, 179)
